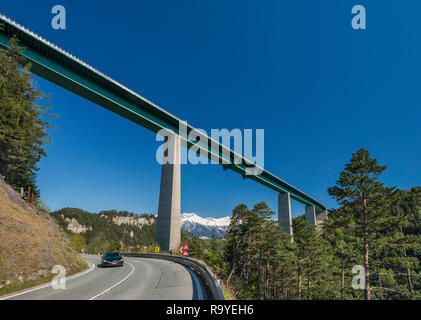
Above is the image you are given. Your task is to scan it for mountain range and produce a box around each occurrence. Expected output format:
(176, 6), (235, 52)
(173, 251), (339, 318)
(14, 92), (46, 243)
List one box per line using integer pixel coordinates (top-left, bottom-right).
(52, 207), (230, 241)
(181, 213), (230, 239)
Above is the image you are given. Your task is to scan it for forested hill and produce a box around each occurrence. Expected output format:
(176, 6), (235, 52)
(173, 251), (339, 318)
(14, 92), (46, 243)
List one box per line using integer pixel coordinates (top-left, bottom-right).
(50, 208), (157, 253)
(220, 184), (421, 300)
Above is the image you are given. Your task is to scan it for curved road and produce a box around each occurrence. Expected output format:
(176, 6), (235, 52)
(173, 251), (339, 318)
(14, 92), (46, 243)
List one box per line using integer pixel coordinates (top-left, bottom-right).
(2, 255), (207, 300)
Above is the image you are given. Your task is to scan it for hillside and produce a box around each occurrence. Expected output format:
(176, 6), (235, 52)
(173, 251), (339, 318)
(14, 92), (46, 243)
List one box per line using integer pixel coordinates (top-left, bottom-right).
(50, 208), (157, 252)
(0, 177), (87, 295)
(50, 208), (230, 252)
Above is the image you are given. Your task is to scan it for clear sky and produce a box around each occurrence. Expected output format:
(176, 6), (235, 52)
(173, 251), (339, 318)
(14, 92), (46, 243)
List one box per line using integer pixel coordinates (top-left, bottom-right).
(1, 1), (420, 218)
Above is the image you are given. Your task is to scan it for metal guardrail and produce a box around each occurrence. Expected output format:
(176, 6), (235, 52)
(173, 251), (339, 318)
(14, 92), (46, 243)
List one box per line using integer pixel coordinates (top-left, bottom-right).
(90, 252), (224, 300)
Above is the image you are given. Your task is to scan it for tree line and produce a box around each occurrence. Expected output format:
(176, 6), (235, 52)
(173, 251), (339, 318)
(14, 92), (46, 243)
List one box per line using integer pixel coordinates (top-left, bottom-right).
(187, 149), (421, 300)
(51, 208), (157, 253)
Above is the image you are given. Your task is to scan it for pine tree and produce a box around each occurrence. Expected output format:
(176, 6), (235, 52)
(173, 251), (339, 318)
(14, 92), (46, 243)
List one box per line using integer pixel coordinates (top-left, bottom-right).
(323, 206), (360, 299)
(210, 226), (218, 252)
(0, 37), (56, 196)
(251, 202), (274, 300)
(292, 216), (335, 299)
(189, 237), (205, 259)
(328, 148), (419, 300)
(224, 203), (259, 298)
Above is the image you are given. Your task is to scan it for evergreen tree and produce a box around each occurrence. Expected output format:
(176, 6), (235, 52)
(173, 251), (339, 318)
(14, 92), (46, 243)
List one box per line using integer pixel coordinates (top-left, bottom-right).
(292, 216), (334, 299)
(189, 237), (204, 259)
(323, 206), (361, 299)
(0, 37), (56, 196)
(210, 226), (218, 252)
(251, 202), (274, 300)
(328, 148), (419, 300)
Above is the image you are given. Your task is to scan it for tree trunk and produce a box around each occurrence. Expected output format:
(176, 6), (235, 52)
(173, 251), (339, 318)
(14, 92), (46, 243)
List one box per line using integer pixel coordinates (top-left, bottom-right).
(363, 198), (371, 300)
(376, 265), (384, 300)
(405, 263), (414, 296)
(341, 239), (345, 300)
(398, 206), (414, 296)
(264, 249), (270, 299)
(256, 249), (262, 300)
(282, 267), (286, 299)
(341, 260), (345, 300)
(227, 262), (236, 287)
(307, 275), (312, 300)
(297, 263), (302, 300)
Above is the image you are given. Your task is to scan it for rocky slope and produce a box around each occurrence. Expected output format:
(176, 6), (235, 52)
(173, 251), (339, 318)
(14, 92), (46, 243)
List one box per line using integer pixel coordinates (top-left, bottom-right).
(0, 177), (87, 294)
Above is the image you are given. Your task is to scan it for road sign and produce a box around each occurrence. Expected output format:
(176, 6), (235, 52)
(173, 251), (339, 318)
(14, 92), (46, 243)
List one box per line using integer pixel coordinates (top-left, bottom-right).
(179, 243), (190, 256)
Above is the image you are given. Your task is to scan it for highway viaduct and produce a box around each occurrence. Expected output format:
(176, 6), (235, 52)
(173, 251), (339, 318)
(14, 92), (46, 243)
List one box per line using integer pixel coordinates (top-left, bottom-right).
(0, 14), (328, 251)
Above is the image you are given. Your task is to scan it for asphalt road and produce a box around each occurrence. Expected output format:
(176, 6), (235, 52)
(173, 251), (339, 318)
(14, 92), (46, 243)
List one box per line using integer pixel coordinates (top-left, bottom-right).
(2, 255), (208, 300)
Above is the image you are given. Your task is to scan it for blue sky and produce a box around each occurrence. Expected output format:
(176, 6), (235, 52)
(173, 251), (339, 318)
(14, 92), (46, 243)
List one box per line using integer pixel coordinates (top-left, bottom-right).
(1, 1), (420, 218)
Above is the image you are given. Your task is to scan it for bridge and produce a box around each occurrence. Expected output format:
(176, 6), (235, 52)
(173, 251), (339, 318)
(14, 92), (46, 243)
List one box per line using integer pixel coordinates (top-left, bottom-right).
(0, 14), (328, 250)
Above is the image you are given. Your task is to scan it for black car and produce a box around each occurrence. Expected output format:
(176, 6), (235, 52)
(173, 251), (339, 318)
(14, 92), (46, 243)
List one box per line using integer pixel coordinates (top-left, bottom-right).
(101, 252), (124, 267)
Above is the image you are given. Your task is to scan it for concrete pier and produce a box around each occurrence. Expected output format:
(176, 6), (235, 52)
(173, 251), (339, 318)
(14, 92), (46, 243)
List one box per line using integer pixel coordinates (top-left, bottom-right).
(278, 192), (293, 235)
(305, 205), (316, 226)
(156, 134), (181, 251)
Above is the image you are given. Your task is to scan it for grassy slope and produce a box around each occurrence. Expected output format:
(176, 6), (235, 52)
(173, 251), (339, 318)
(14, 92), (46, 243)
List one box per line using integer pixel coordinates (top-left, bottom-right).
(0, 181), (87, 296)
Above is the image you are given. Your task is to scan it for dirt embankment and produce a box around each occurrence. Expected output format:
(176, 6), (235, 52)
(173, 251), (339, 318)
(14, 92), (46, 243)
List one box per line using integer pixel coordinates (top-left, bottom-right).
(0, 177), (87, 292)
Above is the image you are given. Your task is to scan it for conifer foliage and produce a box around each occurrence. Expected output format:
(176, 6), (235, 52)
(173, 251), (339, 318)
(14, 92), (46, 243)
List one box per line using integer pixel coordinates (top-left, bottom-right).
(0, 38), (55, 197)
(221, 148), (420, 300)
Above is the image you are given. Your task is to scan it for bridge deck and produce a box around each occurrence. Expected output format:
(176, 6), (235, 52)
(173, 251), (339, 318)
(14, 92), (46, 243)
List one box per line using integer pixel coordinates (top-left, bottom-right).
(0, 13), (326, 212)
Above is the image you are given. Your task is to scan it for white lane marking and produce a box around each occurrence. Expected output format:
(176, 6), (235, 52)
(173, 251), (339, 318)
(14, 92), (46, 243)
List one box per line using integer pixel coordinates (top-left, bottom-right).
(89, 262), (135, 300)
(0, 262), (96, 300)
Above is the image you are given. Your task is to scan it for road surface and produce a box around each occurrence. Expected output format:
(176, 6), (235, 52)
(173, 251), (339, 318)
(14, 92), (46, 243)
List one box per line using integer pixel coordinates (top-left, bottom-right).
(1, 255), (207, 300)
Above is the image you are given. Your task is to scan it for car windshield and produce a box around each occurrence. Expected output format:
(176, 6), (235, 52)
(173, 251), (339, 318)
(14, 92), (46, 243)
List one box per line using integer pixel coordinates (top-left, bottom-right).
(105, 252), (120, 257)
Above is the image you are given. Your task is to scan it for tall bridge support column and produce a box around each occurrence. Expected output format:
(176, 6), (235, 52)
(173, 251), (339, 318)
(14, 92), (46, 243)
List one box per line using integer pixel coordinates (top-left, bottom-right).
(305, 205), (316, 226)
(278, 192), (293, 235)
(156, 134), (181, 251)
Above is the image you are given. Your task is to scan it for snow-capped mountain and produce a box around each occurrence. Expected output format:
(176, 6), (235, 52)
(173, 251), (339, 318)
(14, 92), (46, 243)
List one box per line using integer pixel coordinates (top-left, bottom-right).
(181, 213), (230, 238)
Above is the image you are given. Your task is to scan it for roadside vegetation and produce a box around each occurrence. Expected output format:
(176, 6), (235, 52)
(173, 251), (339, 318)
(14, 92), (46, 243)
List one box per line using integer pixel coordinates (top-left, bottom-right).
(184, 149), (421, 300)
(50, 208), (157, 253)
(0, 37), (56, 199)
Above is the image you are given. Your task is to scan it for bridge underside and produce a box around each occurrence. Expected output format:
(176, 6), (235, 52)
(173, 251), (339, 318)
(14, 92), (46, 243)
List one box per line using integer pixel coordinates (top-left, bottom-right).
(0, 14), (328, 248)
(0, 18), (326, 214)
